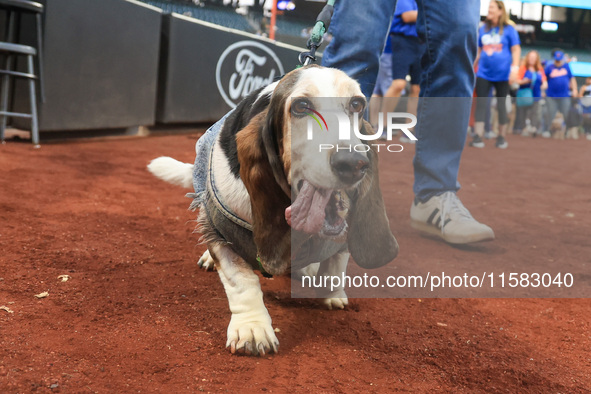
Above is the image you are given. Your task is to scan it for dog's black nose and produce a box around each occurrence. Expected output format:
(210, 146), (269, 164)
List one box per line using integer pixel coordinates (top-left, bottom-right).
(330, 151), (369, 184)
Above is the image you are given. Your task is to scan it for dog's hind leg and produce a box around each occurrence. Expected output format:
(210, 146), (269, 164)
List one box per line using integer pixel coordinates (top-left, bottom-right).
(567, 127), (579, 139)
(197, 249), (216, 271)
(209, 243), (279, 356)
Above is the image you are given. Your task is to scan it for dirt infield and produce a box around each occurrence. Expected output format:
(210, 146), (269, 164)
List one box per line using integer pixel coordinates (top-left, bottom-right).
(1, 132), (590, 392)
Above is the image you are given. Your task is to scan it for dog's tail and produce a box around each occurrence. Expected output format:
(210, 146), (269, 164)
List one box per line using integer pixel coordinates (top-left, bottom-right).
(147, 157), (194, 189)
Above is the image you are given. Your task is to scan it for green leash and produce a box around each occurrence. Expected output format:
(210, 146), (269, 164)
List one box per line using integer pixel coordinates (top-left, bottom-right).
(310, 0), (335, 45)
(256, 255), (273, 278)
(298, 0), (336, 66)
(266, 1), (338, 275)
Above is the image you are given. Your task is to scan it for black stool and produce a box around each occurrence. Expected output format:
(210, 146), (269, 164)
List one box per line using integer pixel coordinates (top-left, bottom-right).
(0, 0), (44, 147)
(0, 42), (39, 145)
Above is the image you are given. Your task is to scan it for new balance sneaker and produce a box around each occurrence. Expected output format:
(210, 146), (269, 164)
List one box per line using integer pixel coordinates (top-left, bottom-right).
(410, 192), (495, 244)
(469, 135), (485, 148)
(495, 135), (508, 149)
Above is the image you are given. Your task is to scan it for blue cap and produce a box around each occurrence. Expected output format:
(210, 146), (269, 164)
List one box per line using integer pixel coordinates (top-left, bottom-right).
(554, 51), (565, 61)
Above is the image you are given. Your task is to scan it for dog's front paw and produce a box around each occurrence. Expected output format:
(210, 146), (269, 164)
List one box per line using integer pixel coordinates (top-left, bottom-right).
(197, 250), (216, 271)
(323, 295), (349, 310)
(226, 314), (279, 356)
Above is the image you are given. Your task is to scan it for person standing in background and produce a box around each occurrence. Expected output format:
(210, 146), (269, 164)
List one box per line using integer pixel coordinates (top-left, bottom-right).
(381, 0), (424, 144)
(543, 49), (578, 137)
(322, 0), (495, 245)
(370, 31), (395, 132)
(471, 0), (521, 149)
(513, 50), (546, 137)
(258, 16), (269, 37)
(578, 77), (591, 140)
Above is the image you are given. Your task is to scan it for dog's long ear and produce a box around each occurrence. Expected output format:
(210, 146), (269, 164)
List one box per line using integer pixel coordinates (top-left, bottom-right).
(347, 120), (399, 268)
(261, 93), (291, 197)
(236, 110), (291, 276)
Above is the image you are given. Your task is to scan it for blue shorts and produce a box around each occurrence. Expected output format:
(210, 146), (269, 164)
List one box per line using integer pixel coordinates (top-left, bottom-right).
(390, 34), (423, 84)
(372, 51), (393, 96)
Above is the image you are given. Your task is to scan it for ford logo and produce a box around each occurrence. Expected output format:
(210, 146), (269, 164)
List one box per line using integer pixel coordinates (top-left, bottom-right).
(216, 40), (285, 108)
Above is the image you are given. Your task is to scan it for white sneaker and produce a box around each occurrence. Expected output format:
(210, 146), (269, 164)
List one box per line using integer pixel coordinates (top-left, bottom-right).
(495, 136), (508, 149)
(470, 135), (485, 148)
(587, 134), (591, 141)
(410, 192), (495, 244)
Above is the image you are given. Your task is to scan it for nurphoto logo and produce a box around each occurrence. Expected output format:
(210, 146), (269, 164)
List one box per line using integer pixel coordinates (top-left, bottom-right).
(305, 109), (417, 153)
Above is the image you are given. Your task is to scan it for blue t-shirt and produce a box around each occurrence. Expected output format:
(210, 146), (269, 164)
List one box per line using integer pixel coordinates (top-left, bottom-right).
(390, 0), (418, 37)
(477, 24), (520, 82)
(545, 63), (573, 98)
(519, 69), (544, 100)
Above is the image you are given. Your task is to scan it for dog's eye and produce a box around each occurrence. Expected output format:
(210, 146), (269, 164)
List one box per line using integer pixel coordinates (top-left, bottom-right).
(349, 98), (365, 113)
(291, 99), (311, 116)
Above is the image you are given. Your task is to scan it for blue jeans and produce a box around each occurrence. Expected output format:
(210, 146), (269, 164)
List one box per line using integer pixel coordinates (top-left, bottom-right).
(322, 0), (479, 202)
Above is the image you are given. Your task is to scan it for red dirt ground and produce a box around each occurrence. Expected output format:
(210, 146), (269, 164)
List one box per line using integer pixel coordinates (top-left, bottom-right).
(1, 132), (590, 392)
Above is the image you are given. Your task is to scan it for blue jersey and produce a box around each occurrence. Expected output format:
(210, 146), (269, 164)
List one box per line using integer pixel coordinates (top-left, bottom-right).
(545, 63), (573, 98)
(390, 0), (418, 37)
(477, 24), (520, 82)
(519, 69), (544, 100)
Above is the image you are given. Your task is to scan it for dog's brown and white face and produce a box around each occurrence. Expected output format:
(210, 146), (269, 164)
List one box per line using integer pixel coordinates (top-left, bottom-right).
(149, 65), (398, 357)
(282, 66), (367, 188)
(284, 67), (368, 240)
(240, 66), (373, 246)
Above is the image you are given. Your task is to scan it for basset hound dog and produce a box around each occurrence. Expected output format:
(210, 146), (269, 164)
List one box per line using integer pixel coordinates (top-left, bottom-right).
(148, 64), (398, 356)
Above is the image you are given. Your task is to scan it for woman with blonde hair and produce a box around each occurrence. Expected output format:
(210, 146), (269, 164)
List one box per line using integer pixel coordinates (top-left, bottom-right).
(513, 50), (547, 136)
(471, 0), (521, 149)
